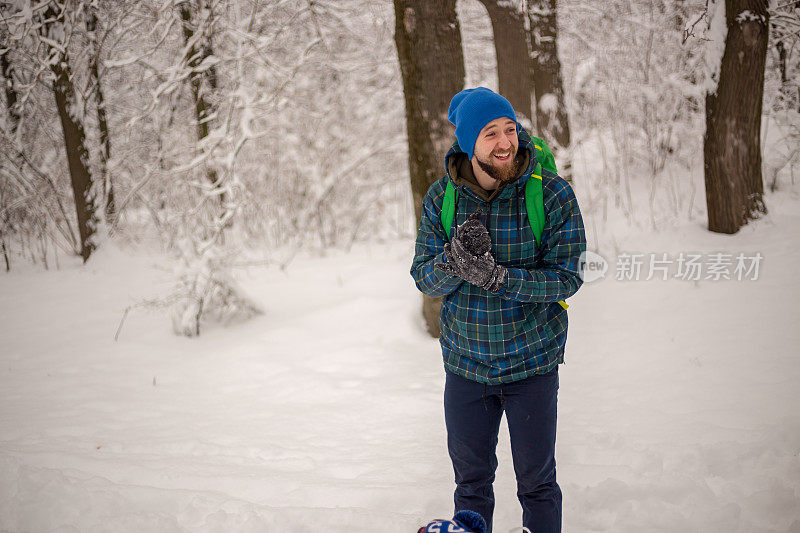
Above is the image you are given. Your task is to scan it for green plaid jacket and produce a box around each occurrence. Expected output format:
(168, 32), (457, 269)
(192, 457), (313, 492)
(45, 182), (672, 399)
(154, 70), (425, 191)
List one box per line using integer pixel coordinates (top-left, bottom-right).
(410, 131), (586, 384)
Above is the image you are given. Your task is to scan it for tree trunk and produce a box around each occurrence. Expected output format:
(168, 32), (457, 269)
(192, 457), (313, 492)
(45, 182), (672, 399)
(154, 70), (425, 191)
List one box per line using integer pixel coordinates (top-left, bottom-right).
(477, 0), (533, 122)
(704, 0), (769, 234)
(770, 1), (800, 111)
(1, 239), (8, 272)
(394, 0), (465, 337)
(1, 45), (20, 134)
(2, 41), (20, 271)
(526, 0), (572, 180)
(178, 0), (222, 206)
(86, 6), (116, 224)
(774, 39), (797, 110)
(42, 5), (98, 262)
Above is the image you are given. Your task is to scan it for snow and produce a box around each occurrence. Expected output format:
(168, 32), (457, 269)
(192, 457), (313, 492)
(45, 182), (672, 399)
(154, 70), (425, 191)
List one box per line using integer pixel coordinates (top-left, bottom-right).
(703, 0), (728, 95)
(572, 56), (597, 94)
(736, 10), (767, 24)
(537, 93), (559, 115)
(2, 189), (800, 531)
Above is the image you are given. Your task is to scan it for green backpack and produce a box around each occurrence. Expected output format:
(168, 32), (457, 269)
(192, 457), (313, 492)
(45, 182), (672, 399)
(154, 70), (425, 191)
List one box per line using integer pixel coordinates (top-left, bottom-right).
(441, 136), (569, 310)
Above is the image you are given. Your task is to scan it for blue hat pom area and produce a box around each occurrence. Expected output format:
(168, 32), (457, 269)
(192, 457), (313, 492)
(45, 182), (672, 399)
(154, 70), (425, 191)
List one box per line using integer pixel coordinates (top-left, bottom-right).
(452, 510), (487, 532)
(447, 87), (517, 160)
(418, 510), (487, 533)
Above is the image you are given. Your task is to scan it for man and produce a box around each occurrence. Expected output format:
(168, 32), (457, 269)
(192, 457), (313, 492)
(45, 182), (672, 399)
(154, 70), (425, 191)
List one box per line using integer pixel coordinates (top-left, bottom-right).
(410, 87), (586, 533)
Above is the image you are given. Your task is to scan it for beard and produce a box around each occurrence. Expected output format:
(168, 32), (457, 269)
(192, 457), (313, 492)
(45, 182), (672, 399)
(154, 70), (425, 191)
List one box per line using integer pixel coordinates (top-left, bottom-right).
(475, 147), (524, 184)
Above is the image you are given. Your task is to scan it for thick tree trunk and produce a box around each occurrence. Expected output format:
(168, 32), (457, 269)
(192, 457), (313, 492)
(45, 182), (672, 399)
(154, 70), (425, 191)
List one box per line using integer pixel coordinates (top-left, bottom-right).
(394, 0), (465, 337)
(526, 0), (572, 179)
(704, 0), (769, 234)
(477, 0), (533, 122)
(86, 7), (115, 224)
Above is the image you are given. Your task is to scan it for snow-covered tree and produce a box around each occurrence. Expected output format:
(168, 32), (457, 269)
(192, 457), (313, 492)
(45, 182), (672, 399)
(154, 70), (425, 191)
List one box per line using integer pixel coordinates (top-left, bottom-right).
(770, 0), (800, 111)
(704, 0), (769, 233)
(526, 0), (572, 179)
(92, 0), (404, 335)
(394, 0), (466, 337)
(0, 1), (132, 266)
(476, 0), (534, 121)
(36, 2), (99, 262)
(85, 1), (115, 223)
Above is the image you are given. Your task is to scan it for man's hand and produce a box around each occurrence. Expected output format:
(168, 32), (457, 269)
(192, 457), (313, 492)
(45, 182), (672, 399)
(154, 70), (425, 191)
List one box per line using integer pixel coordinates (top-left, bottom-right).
(435, 210), (507, 292)
(455, 210), (491, 256)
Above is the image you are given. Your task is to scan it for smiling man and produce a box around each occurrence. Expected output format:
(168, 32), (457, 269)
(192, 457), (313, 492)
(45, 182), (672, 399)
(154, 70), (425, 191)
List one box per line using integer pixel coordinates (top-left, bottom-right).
(472, 117), (520, 187)
(410, 87), (587, 533)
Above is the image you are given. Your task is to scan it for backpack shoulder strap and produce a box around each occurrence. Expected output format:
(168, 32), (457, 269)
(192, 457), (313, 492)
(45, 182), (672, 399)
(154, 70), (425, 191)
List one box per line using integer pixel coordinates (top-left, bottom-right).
(525, 152), (570, 310)
(525, 162), (545, 248)
(526, 136), (558, 246)
(441, 180), (458, 239)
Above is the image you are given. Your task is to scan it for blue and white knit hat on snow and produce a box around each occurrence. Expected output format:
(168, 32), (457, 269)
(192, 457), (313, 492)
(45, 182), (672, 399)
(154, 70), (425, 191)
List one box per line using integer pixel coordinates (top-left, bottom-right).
(447, 87), (517, 160)
(418, 510), (487, 533)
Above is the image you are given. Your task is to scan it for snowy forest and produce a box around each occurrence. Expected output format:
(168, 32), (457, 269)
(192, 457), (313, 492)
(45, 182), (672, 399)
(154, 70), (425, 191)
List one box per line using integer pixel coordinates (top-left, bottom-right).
(1, 0), (799, 531)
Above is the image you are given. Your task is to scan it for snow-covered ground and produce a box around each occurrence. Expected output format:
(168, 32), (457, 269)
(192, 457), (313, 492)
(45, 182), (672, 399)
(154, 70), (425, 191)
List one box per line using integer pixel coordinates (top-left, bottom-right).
(2, 180), (799, 532)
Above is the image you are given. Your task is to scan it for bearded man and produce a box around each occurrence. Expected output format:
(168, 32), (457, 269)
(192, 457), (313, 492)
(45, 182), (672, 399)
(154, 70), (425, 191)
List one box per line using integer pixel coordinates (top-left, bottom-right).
(410, 87), (587, 533)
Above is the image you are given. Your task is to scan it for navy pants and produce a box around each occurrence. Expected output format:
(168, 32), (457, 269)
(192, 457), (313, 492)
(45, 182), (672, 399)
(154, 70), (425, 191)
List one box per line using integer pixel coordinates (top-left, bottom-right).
(444, 367), (561, 533)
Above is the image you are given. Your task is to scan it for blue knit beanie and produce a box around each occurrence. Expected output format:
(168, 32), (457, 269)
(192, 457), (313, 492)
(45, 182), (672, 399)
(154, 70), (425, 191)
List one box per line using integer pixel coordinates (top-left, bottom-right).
(447, 87), (517, 160)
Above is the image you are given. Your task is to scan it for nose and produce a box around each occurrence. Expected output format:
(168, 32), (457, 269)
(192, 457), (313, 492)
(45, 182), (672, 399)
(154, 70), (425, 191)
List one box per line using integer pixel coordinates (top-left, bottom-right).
(496, 134), (512, 149)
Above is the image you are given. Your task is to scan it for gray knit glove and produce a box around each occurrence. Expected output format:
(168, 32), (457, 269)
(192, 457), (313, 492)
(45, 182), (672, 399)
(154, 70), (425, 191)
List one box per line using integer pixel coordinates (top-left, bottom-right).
(435, 210), (507, 293)
(454, 210), (492, 256)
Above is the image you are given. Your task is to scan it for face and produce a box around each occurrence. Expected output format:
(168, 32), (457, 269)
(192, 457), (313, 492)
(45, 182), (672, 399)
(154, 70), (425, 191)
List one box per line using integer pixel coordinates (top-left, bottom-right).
(472, 117), (521, 184)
